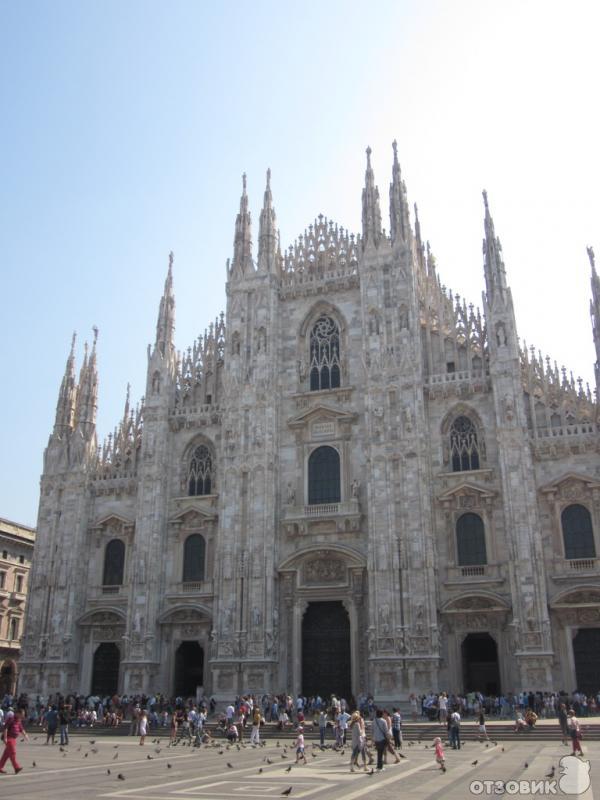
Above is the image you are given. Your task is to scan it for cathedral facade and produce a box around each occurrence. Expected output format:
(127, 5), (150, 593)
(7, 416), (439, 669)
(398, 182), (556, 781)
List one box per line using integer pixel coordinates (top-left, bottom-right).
(20, 146), (600, 701)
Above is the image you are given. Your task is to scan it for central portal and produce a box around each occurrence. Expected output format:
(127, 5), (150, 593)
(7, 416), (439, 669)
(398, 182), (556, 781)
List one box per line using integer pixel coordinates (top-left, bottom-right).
(462, 632), (500, 694)
(302, 601), (351, 700)
(174, 642), (204, 698)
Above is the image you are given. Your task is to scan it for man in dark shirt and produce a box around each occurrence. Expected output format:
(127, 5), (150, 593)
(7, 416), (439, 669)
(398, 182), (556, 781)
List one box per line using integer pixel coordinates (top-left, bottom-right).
(0, 709), (29, 773)
(45, 705), (59, 745)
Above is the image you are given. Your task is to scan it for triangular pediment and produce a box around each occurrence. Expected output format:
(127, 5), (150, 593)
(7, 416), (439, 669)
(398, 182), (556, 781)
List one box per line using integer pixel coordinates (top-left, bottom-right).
(437, 482), (496, 502)
(93, 513), (135, 529)
(169, 502), (217, 525)
(288, 403), (356, 428)
(539, 472), (600, 494)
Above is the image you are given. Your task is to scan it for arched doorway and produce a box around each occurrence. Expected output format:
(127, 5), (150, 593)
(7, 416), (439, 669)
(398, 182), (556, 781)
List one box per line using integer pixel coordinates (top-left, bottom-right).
(91, 643), (120, 695)
(462, 633), (500, 694)
(174, 641), (204, 698)
(0, 660), (16, 695)
(573, 628), (600, 694)
(302, 601), (351, 700)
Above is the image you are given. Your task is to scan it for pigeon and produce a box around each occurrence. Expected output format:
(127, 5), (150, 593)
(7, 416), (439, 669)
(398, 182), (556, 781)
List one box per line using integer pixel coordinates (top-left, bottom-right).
(281, 754), (288, 759)
(32, 761), (37, 767)
(114, 744), (119, 748)
(91, 748), (98, 754)
(113, 752), (119, 760)
(258, 768), (263, 774)
(118, 773), (125, 780)
(442, 765), (447, 773)
(227, 763), (234, 769)
(107, 769), (111, 775)
(281, 789), (292, 797)
(501, 747), (505, 752)
(398, 752), (407, 759)
(167, 763), (172, 769)
(285, 765), (292, 773)
(59, 746), (65, 752)
(471, 760), (478, 766)
(147, 755), (153, 760)
(524, 763), (529, 769)
(366, 768), (374, 776)
(155, 747), (161, 754)
(89, 740), (96, 745)
(546, 767), (556, 778)
(266, 758), (273, 764)
(84, 752), (89, 758)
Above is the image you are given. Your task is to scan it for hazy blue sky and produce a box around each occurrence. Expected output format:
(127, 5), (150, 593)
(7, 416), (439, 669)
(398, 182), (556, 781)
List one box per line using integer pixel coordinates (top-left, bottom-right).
(1, 0), (599, 525)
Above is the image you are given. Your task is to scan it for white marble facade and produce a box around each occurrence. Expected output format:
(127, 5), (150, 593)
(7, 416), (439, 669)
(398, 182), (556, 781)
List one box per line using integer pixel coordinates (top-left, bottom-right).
(20, 147), (600, 701)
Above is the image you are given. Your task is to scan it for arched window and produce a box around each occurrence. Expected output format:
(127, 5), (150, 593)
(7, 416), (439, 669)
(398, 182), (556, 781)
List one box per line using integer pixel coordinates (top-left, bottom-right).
(308, 446), (341, 505)
(103, 539), (125, 586)
(456, 513), (487, 566)
(450, 416), (481, 471)
(562, 504), (596, 560)
(310, 316), (341, 391)
(183, 534), (206, 582)
(188, 445), (213, 496)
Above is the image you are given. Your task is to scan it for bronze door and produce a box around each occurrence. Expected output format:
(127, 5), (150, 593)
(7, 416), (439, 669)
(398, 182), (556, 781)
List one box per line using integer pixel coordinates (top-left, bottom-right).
(302, 601), (351, 700)
(573, 628), (600, 694)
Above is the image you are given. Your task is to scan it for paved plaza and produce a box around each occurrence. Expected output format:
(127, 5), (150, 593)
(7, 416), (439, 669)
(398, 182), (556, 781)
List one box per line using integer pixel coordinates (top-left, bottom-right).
(0, 734), (597, 800)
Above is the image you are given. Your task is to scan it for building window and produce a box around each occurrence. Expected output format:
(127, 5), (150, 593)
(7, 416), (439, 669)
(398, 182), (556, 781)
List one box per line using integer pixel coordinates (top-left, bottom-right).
(450, 416), (481, 471)
(18, 555), (24, 564)
(456, 513), (487, 566)
(182, 534), (206, 582)
(0, 571), (5, 589)
(15, 575), (23, 593)
(308, 446), (341, 505)
(310, 316), (341, 391)
(2, 551), (7, 560)
(9, 618), (19, 640)
(188, 445), (213, 496)
(103, 539), (125, 586)
(562, 504), (596, 559)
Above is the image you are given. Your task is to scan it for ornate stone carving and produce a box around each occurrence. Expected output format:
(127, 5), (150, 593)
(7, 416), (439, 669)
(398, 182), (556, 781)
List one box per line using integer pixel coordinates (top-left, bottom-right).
(303, 558), (345, 584)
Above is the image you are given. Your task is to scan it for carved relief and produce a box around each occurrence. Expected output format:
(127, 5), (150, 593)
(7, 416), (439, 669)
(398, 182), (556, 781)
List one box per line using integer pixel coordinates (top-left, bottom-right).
(303, 558), (345, 584)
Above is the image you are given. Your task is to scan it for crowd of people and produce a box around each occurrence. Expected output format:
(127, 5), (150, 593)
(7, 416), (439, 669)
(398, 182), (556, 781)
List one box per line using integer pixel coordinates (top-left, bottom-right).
(0, 687), (595, 775)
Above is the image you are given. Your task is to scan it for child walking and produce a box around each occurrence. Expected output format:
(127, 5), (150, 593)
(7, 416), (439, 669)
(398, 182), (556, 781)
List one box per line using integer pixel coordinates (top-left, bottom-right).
(295, 727), (307, 764)
(434, 736), (446, 772)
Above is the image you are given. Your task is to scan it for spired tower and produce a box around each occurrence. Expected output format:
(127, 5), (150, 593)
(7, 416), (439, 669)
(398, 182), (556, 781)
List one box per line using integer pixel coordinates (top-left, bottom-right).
(19, 146), (600, 701)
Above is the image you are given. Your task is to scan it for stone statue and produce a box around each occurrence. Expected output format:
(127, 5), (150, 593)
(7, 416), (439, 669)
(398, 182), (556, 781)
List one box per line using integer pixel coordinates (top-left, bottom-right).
(252, 606), (262, 627)
(496, 322), (507, 347)
(286, 482), (296, 504)
(351, 478), (360, 498)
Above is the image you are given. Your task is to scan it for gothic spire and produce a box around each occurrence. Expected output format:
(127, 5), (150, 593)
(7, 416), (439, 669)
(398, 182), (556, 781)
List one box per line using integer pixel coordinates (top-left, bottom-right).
(482, 190), (508, 305)
(53, 332), (78, 435)
(155, 251), (175, 358)
(231, 173), (254, 276)
(74, 326), (98, 438)
(389, 140), (410, 245)
(413, 203), (426, 273)
(361, 146), (382, 249)
(588, 245), (600, 397)
(258, 168), (278, 273)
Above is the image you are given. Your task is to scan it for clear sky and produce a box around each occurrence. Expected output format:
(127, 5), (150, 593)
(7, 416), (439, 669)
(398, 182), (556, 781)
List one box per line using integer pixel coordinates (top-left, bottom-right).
(1, 0), (599, 526)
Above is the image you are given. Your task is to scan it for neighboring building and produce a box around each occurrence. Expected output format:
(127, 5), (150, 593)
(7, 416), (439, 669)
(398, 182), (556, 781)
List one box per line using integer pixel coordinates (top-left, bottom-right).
(0, 517), (35, 695)
(20, 146), (600, 701)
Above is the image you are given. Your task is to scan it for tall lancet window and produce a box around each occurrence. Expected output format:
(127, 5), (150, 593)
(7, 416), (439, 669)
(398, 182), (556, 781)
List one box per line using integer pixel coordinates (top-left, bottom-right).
(103, 539), (125, 586)
(310, 316), (341, 391)
(188, 445), (213, 496)
(449, 416), (481, 471)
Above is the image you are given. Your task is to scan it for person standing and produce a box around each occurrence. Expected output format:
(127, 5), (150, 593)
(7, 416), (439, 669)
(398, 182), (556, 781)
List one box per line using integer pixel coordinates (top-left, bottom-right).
(318, 709), (327, 747)
(294, 727), (307, 764)
(567, 710), (584, 756)
(59, 705), (71, 746)
(557, 703), (568, 745)
(45, 705), (58, 745)
(250, 706), (261, 746)
(391, 708), (403, 749)
(372, 709), (389, 771)
(0, 709), (28, 774)
(139, 711), (148, 745)
(449, 709), (461, 750)
(434, 736), (446, 772)
(349, 712), (368, 772)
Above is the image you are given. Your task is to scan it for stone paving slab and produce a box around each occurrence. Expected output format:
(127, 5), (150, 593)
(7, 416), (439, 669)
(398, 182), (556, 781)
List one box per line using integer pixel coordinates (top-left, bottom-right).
(0, 735), (597, 799)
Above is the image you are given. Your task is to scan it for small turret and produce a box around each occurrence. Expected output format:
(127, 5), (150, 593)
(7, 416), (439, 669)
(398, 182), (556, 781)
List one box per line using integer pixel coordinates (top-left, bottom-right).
(231, 173), (254, 277)
(74, 326), (98, 440)
(155, 252), (175, 358)
(361, 147), (382, 249)
(389, 141), (410, 246)
(588, 245), (600, 399)
(53, 332), (78, 436)
(257, 168), (278, 273)
(482, 190), (508, 307)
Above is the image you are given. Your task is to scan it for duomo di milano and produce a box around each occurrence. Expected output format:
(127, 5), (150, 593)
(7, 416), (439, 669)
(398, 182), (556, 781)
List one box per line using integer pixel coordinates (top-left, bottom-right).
(20, 144), (600, 702)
